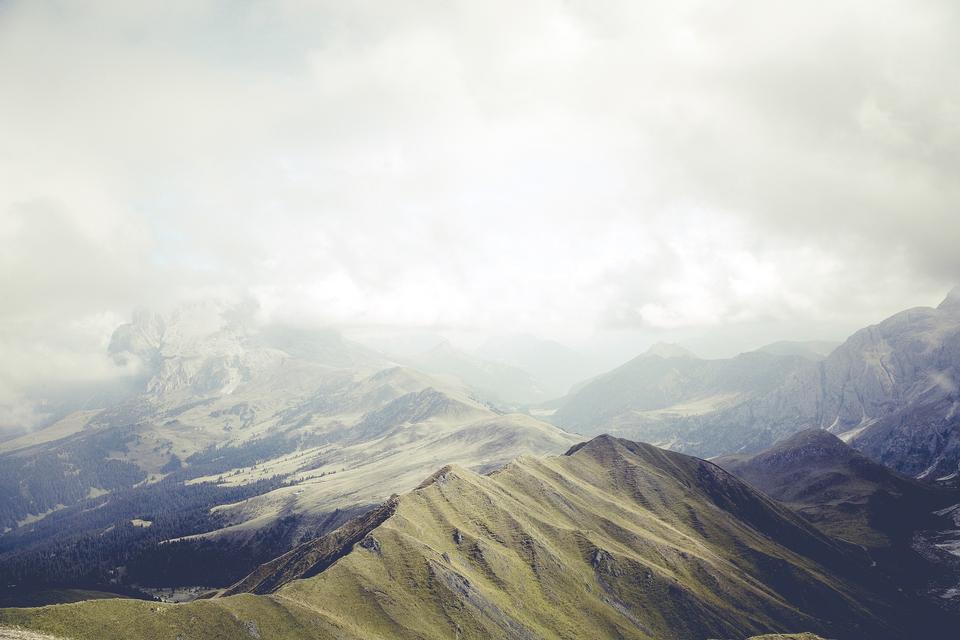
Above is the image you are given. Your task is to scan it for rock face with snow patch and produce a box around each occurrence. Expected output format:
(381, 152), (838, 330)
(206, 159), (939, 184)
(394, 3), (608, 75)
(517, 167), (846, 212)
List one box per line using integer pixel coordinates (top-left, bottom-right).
(792, 288), (960, 478)
(552, 289), (960, 479)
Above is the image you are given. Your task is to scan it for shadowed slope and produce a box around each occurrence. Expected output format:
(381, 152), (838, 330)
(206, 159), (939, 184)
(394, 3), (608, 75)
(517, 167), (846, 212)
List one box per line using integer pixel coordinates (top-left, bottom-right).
(717, 429), (956, 548)
(221, 496), (401, 596)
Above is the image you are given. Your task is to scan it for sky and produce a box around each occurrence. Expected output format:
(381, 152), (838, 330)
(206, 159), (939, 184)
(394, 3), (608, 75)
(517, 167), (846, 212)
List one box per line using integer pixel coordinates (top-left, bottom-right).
(1, 0), (959, 427)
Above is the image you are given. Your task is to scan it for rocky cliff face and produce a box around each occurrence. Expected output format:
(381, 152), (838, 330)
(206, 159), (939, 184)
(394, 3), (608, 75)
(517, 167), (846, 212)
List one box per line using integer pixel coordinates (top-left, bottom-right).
(823, 291), (960, 478)
(106, 302), (393, 397)
(552, 290), (960, 479)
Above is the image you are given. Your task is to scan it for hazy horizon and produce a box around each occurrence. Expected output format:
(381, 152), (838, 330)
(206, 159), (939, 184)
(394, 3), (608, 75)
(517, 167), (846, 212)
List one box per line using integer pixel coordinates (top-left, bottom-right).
(2, 1), (959, 430)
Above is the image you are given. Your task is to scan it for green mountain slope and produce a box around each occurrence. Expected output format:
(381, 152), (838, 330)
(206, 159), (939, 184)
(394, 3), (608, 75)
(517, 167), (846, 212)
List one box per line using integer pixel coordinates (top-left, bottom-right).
(1, 436), (951, 639)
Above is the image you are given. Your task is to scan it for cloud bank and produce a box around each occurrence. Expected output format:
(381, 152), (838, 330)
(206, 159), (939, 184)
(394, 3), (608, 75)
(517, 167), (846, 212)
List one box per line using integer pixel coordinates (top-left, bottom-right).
(1, 0), (959, 427)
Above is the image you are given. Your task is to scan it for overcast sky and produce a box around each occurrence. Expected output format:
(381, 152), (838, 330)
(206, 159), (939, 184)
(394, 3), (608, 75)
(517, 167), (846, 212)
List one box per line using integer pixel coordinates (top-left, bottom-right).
(1, 0), (959, 425)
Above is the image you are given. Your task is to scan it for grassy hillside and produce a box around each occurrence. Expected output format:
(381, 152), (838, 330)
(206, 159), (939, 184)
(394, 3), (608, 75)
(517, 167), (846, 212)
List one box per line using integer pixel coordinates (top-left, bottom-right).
(1, 436), (951, 639)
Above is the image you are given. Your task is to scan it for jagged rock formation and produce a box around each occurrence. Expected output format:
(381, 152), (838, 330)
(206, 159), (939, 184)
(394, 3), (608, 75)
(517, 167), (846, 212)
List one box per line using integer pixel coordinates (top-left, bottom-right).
(552, 289), (960, 479)
(107, 301), (389, 396)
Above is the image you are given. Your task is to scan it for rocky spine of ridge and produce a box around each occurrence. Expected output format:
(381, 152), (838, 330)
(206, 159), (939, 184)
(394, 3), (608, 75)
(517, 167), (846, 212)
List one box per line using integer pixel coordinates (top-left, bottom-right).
(222, 495), (401, 596)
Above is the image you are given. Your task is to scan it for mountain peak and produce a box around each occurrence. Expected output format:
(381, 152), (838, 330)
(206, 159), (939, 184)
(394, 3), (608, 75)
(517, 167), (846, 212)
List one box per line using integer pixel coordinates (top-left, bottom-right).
(641, 342), (697, 359)
(775, 427), (847, 450)
(563, 433), (620, 457)
(415, 463), (470, 489)
(937, 285), (960, 313)
(746, 428), (855, 466)
(717, 427), (934, 549)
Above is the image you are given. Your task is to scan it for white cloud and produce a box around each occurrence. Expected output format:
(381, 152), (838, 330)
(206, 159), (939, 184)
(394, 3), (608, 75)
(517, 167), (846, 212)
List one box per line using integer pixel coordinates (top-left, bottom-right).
(0, 0), (958, 425)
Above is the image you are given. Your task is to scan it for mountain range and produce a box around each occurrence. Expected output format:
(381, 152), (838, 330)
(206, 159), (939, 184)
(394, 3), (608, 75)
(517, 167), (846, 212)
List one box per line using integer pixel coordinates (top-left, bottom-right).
(0, 303), (578, 598)
(549, 288), (960, 481)
(4, 434), (952, 639)
(3, 291), (960, 638)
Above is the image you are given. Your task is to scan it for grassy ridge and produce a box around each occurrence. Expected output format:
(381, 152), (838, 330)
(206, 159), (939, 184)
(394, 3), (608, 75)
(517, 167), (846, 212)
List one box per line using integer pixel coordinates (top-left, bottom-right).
(0, 436), (942, 639)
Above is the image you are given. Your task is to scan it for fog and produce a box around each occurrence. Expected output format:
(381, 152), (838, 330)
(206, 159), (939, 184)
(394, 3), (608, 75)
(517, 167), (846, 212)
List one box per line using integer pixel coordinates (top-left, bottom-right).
(2, 0), (959, 430)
